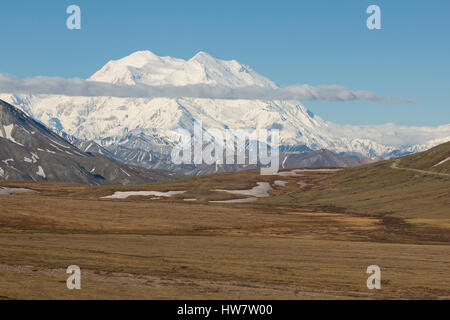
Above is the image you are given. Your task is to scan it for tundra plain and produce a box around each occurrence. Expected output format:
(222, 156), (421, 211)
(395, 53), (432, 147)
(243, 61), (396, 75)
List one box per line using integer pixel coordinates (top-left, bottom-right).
(1, 152), (449, 300)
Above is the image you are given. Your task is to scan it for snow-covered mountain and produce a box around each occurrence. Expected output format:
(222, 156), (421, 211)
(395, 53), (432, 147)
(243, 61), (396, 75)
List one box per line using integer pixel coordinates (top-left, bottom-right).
(0, 50), (449, 172)
(89, 50), (278, 88)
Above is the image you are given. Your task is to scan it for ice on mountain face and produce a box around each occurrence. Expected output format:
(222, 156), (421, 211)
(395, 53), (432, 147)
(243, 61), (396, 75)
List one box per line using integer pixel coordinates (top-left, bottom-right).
(1, 91), (449, 159)
(1, 50), (449, 161)
(0, 95), (322, 146)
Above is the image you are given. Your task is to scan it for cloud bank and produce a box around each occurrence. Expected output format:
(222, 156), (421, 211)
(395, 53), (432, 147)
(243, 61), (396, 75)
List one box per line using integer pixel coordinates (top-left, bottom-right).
(0, 73), (414, 103)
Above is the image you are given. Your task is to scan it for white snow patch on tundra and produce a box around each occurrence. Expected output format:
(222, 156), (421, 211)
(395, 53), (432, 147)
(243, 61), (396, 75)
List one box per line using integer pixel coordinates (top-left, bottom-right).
(102, 190), (186, 199)
(213, 182), (272, 197)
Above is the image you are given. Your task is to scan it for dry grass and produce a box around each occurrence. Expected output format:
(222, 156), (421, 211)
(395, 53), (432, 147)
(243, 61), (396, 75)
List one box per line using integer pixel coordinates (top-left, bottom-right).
(398, 141), (450, 173)
(0, 166), (449, 300)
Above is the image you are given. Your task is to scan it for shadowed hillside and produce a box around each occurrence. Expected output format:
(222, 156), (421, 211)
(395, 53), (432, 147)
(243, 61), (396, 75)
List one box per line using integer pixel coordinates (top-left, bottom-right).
(0, 99), (181, 184)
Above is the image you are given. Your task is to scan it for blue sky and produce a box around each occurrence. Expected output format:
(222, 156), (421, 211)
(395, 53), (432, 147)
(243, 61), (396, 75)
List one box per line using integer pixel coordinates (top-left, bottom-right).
(1, 0), (449, 126)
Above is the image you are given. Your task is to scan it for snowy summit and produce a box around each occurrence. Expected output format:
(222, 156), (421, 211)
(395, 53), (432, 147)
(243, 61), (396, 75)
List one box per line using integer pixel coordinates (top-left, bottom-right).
(89, 50), (278, 88)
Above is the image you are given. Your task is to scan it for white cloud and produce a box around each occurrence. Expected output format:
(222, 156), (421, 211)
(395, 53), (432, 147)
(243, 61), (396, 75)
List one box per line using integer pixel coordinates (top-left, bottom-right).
(328, 122), (450, 146)
(0, 73), (415, 103)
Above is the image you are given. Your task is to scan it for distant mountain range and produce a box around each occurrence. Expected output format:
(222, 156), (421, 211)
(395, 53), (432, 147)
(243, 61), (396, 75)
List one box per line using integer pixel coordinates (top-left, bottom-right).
(0, 50), (448, 175)
(0, 99), (180, 184)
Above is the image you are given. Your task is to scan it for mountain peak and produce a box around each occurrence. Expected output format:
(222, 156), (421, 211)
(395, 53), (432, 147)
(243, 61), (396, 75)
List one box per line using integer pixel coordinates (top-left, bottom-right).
(120, 50), (162, 65)
(190, 51), (215, 62)
(89, 50), (277, 88)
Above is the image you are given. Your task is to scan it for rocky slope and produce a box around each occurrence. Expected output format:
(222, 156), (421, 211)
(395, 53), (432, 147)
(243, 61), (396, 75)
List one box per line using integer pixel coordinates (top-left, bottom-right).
(0, 99), (180, 184)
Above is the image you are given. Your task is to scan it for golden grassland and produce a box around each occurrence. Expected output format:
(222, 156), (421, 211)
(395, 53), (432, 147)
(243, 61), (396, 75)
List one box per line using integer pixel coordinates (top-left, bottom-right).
(398, 141), (450, 174)
(0, 162), (449, 299)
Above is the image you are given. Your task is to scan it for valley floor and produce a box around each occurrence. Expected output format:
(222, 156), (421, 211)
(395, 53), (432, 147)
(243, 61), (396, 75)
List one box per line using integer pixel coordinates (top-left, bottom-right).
(0, 166), (449, 299)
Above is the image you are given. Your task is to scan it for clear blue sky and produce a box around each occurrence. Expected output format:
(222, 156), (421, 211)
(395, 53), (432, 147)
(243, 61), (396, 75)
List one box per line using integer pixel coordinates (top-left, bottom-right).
(1, 0), (449, 126)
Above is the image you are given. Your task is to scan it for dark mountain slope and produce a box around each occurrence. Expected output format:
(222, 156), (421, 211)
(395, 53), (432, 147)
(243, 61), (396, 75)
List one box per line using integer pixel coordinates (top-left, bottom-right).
(0, 99), (181, 184)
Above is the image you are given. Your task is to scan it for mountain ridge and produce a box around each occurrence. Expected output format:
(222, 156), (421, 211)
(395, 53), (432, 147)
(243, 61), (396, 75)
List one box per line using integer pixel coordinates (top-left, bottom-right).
(1, 50), (448, 173)
(0, 99), (181, 184)
(89, 50), (278, 88)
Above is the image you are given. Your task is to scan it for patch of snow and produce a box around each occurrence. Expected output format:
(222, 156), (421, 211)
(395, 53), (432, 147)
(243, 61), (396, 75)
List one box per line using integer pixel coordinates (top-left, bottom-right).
(2, 159), (14, 166)
(49, 143), (63, 152)
(20, 126), (30, 134)
(36, 166), (46, 178)
(1, 124), (24, 146)
(298, 182), (308, 189)
(292, 168), (342, 172)
(275, 168), (342, 176)
(213, 182), (272, 197)
(120, 168), (131, 177)
(432, 156), (450, 167)
(273, 180), (288, 187)
(276, 170), (302, 177)
(30, 152), (39, 162)
(71, 149), (84, 156)
(102, 190), (186, 199)
(209, 197), (258, 203)
(48, 138), (71, 149)
(0, 187), (37, 195)
(86, 142), (93, 151)
(281, 155), (288, 168)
